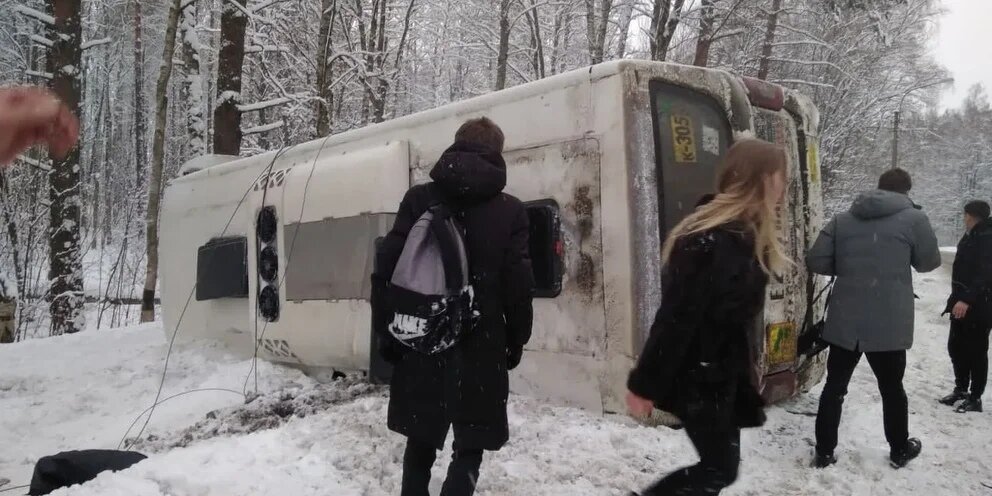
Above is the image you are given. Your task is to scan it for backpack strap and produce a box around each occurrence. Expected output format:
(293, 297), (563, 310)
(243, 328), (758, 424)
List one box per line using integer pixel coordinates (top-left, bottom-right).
(428, 204), (466, 292)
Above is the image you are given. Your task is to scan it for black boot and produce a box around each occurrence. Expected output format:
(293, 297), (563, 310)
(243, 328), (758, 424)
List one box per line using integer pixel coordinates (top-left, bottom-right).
(890, 438), (922, 469)
(812, 451), (838, 469)
(939, 390), (969, 406)
(956, 398), (983, 413)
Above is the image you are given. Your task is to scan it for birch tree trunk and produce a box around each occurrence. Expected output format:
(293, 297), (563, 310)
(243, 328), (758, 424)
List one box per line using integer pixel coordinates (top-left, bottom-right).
(132, 0), (147, 185)
(181, 0), (207, 158)
(141, 0), (184, 323)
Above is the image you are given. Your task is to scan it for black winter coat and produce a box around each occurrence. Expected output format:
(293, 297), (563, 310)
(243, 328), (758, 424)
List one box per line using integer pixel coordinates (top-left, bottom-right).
(371, 142), (535, 451)
(627, 224), (768, 430)
(946, 218), (992, 326)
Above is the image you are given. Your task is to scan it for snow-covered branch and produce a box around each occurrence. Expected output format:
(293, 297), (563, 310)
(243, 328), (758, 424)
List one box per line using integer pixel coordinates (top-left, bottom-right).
(237, 97), (292, 113)
(252, 0), (292, 12)
(767, 57), (853, 79)
(29, 35), (54, 48)
(776, 23), (829, 46)
(222, 0), (253, 18)
(25, 70), (53, 80)
(771, 79), (836, 89)
(13, 5), (55, 25)
(242, 121), (284, 135)
(82, 38), (113, 50)
(771, 39), (832, 49)
(16, 155), (52, 172)
(245, 45), (288, 54)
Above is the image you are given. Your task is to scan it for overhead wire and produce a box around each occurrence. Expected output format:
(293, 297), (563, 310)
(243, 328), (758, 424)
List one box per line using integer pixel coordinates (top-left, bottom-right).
(118, 144), (296, 451)
(242, 134), (335, 397)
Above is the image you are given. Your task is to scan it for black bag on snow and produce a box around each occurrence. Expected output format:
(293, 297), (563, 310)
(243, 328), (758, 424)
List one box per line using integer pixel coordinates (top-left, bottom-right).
(28, 449), (146, 495)
(385, 204), (479, 355)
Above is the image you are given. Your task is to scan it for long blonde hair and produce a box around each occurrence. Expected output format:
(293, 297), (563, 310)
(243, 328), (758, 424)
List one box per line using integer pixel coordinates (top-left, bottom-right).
(661, 139), (790, 275)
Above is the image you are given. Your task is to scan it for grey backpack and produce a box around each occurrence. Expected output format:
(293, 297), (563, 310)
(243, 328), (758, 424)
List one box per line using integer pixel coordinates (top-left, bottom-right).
(385, 204), (479, 354)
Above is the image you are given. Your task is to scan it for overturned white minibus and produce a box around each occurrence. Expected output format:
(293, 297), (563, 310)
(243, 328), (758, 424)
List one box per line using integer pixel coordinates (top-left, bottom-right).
(159, 60), (827, 415)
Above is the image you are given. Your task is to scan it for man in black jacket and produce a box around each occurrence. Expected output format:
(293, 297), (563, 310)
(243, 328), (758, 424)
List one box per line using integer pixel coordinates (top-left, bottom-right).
(939, 200), (992, 413)
(371, 117), (534, 496)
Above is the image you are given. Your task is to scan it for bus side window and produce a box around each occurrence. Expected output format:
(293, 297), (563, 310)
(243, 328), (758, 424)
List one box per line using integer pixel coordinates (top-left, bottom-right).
(196, 236), (250, 301)
(525, 200), (563, 298)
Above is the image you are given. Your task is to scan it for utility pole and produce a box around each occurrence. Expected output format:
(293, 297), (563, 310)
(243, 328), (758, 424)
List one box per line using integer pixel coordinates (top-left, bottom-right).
(890, 109), (900, 169)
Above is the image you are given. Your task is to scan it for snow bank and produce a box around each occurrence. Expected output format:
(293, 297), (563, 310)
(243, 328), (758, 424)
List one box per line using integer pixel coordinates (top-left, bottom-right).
(0, 324), (313, 486)
(3, 271), (991, 495)
(939, 247), (956, 270)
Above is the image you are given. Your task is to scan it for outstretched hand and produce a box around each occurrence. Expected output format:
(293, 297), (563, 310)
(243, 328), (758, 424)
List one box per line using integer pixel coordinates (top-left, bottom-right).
(626, 390), (653, 419)
(0, 86), (79, 167)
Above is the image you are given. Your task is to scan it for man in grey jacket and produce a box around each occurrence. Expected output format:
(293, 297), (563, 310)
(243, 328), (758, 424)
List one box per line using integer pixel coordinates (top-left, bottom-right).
(807, 168), (941, 470)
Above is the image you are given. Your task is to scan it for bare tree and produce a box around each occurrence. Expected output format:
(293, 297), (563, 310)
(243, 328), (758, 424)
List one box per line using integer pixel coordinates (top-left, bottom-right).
(214, 0), (250, 155)
(495, 0), (512, 89)
(649, 0), (686, 61)
(523, 0), (546, 80)
(693, 0), (716, 67)
(349, 0), (417, 123)
(132, 0), (146, 184)
(614, 0), (634, 58)
(757, 0), (783, 80)
(180, 0), (207, 158)
(46, 0), (85, 335)
(585, 0), (613, 64)
(315, 0), (337, 136)
(140, 0), (184, 323)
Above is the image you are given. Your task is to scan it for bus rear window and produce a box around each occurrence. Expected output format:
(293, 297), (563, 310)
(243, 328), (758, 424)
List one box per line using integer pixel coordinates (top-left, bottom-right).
(649, 80), (733, 240)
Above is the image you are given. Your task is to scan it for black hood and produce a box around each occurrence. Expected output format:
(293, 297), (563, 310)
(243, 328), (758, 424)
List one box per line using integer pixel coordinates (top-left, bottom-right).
(430, 142), (507, 204)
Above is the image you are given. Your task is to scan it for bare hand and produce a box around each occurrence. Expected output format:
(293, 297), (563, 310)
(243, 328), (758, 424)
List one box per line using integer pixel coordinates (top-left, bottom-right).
(952, 301), (969, 320)
(626, 390), (654, 419)
(0, 86), (79, 167)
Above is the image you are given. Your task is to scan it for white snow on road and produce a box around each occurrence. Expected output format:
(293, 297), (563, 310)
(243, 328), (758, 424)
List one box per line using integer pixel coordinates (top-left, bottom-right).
(1, 268), (990, 495)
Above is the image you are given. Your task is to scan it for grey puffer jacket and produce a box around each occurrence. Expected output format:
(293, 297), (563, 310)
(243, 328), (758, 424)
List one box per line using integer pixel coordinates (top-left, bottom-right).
(807, 190), (941, 352)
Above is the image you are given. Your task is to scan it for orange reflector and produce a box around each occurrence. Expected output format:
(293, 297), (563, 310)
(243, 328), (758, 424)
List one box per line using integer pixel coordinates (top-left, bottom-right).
(742, 77), (785, 111)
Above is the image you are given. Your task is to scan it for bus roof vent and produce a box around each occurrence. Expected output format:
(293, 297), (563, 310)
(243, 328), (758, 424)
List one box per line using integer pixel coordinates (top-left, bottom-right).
(742, 77), (784, 111)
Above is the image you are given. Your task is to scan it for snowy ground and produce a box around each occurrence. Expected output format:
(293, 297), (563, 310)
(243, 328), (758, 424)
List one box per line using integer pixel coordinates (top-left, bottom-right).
(1, 268), (990, 495)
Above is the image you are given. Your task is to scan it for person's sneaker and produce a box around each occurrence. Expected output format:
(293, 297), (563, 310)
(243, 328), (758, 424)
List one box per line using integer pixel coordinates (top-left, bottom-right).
(956, 398), (983, 413)
(812, 452), (838, 468)
(890, 438), (922, 469)
(939, 390), (969, 406)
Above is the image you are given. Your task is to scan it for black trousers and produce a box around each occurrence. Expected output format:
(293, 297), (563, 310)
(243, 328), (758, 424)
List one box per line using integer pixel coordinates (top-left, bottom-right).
(948, 318), (992, 399)
(401, 436), (484, 496)
(815, 346), (908, 455)
(642, 425), (740, 496)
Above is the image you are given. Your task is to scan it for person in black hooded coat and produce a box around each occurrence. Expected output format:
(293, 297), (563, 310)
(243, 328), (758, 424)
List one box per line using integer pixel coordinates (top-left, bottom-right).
(939, 200), (992, 413)
(626, 139), (788, 496)
(371, 117), (534, 496)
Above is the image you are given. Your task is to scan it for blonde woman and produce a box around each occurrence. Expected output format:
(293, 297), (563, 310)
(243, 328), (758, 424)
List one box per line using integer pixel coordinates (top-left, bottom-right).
(627, 139), (789, 496)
